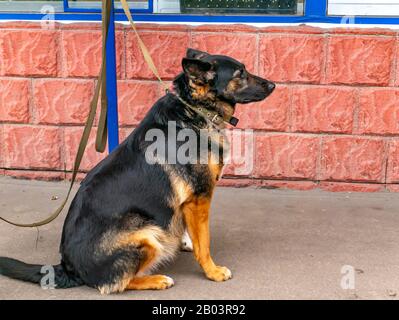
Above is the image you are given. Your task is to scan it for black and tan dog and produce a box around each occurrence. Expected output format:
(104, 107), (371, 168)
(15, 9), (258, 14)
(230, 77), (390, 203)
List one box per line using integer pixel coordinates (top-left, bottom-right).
(0, 49), (275, 293)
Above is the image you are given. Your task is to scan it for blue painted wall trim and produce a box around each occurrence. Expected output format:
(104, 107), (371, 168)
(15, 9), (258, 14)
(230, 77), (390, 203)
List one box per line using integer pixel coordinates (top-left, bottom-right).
(0, 1), (398, 24)
(1, 12), (399, 25)
(305, 0), (327, 17)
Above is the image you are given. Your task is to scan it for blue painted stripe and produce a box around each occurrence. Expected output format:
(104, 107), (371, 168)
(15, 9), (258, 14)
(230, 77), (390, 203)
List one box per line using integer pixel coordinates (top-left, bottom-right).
(105, 0), (120, 152)
(1, 12), (399, 24)
(1, 0), (399, 24)
(305, 0), (327, 17)
(63, 0), (69, 10)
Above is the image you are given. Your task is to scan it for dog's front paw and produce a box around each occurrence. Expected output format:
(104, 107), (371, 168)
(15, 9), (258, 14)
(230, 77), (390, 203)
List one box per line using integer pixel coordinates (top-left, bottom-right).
(205, 266), (232, 282)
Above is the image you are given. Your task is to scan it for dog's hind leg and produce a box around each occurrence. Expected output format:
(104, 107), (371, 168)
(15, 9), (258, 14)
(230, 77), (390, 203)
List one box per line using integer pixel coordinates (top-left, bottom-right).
(119, 226), (177, 292)
(126, 275), (174, 290)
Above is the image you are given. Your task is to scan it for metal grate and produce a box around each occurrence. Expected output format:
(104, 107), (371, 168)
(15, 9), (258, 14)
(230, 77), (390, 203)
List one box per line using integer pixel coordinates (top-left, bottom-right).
(180, 0), (298, 14)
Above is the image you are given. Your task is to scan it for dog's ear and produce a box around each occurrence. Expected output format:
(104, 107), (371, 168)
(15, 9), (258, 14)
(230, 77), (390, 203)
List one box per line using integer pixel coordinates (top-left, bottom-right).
(186, 48), (209, 60)
(182, 58), (215, 82)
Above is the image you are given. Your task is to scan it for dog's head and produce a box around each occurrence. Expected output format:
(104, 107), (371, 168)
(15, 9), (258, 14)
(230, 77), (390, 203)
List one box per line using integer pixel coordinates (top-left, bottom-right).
(181, 48), (275, 105)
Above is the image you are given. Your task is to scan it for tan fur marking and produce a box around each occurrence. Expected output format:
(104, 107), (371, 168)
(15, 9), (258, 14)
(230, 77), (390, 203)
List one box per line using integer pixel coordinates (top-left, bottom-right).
(117, 225), (179, 276)
(126, 275), (174, 290)
(209, 162), (223, 182)
(103, 218), (183, 294)
(215, 100), (235, 120)
(182, 195), (232, 282)
(172, 176), (193, 207)
(166, 169), (192, 245)
(189, 80), (214, 100)
(164, 165), (193, 208)
(118, 227), (164, 275)
(226, 78), (241, 92)
(208, 136), (225, 182)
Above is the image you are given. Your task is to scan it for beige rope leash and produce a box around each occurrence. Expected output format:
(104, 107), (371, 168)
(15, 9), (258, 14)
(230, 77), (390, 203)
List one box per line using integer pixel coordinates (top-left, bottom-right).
(0, 0), (112, 227)
(0, 0), (237, 228)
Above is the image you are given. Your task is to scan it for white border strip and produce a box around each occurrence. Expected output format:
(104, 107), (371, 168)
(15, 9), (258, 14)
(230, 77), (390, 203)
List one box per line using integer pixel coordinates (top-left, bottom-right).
(1, 20), (399, 30)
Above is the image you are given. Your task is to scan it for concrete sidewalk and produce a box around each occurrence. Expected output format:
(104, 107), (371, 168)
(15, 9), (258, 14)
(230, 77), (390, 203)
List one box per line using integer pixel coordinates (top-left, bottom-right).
(0, 176), (398, 300)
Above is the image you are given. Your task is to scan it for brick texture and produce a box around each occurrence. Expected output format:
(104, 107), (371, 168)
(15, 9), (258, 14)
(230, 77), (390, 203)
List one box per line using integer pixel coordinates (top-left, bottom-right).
(291, 86), (356, 134)
(0, 78), (30, 123)
(320, 137), (386, 182)
(387, 184), (399, 193)
(255, 134), (319, 179)
(387, 139), (399, 183)
(259, 35), (325, 83)
(0, 30), (58, 76)
(33, 79), (94, 125)
(319, 182), (384, 193)
(326, 36), (395, 86)
(63, 127), (107, 172)
(62, 31), (124, 78)
(0, 125), (3, 168)
(357, 88), (399, 135)
(223, 130), (257, 177)
(118, 81), (159, 126)
(191, 33), (257, 73)
(261, 180), (318, 191)
(1, 23), (399, 192)
(126, 31), (189, 80)
(2, 125), (62, 169)
(235, 85), (290, 131)
(4, 169), (64, 181)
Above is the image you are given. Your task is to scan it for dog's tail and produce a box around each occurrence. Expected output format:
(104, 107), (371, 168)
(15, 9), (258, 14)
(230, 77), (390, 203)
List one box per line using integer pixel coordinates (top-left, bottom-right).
(0, 256), (84, 289)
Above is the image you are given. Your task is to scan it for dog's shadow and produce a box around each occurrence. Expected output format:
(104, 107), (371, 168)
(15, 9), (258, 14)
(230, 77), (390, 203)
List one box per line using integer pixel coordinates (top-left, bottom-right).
(158, 223), (265, 280)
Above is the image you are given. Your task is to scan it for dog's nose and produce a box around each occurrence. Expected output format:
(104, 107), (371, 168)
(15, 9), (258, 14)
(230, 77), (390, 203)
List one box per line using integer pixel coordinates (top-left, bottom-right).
(267, 82), (276, 92)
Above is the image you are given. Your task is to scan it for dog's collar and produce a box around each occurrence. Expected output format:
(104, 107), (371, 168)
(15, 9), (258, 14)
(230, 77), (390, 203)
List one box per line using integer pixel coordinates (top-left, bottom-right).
(167, 89), (239, 127)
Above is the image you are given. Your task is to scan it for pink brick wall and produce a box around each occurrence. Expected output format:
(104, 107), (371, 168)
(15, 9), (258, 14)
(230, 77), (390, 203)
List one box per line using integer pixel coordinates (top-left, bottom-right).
(1, 22), (399, 192)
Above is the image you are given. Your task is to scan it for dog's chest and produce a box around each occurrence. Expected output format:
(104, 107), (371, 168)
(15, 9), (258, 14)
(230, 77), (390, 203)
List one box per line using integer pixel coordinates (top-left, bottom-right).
(210, 129), (229, 181)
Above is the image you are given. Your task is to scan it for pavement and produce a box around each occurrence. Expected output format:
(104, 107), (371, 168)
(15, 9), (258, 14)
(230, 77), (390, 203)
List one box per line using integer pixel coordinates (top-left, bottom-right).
(0, 176), (399, 300)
